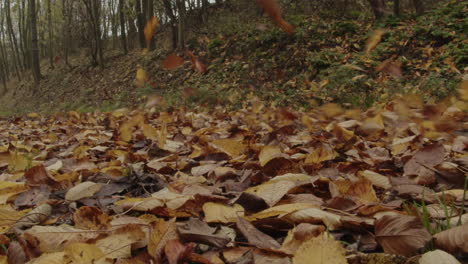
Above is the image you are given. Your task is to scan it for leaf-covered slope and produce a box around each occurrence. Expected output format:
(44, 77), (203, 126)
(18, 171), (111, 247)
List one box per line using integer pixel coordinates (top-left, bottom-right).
(0, 0), (466, 115)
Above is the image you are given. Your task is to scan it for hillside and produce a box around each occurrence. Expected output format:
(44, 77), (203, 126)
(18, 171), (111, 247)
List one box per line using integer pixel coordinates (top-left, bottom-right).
(0, 0), (466, 115)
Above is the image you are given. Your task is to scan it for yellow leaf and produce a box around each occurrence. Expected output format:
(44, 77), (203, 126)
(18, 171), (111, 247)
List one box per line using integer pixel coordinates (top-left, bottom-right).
(210, 139), (245, 158)
(0, 181), (28, 204)
(330, 178), (379, 204)
(158, 122), (167, 149)
(203, 203), (245, 223)
(292, 233), (347, 264)
(0, 205), (27, 232)
(320, 103), (343, 118)
(115, 197), (164, 211)
(365, 29), (386, 54)
(304, 144), (337, 164)
(259, 145), (282, 166)
(359, 170), (392, 189)
(144, 16), (158, 49)
(24, 225), (100, 252)
(141, 123), (158, 140)
(27, 252), (65, 264)
(148, 218), (178, 259)
(247, 203), (317, 221)
(95, 225), (146, 259)
(136, 68), (147, 87)
(64, 243), (108, 264)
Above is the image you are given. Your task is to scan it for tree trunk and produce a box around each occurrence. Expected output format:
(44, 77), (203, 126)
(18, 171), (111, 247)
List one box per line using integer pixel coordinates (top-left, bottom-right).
(5, 0), (22, 80)
(30, 0), (42, 84)
(135, 0), (146, 49)
(162, 0), (177, 50)
(47, 0), (54, 69)
(412, 0), (424, 16)
(62, 0), (72, 67)
(368, 0), (385, 19)
(176, 0), (186, 50)
(394, 0), (400, 16)
(119, 0), (128, 54)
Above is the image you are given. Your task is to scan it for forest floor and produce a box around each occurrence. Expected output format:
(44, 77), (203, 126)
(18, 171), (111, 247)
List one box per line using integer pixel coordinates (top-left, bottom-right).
(0, 0), (466, 115)
(0, 1), (467, 263)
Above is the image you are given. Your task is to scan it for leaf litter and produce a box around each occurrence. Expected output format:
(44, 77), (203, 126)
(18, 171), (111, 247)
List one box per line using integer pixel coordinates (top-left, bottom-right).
(0, 85), (465, 263)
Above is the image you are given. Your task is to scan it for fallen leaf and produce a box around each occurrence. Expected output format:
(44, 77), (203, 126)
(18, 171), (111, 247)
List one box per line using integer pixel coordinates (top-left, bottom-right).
(203, 203), (245, 223)
(65, 181), (102, 201)
(164, 239), (192, 264)
(292, 233), (346, 264)
(375, 215), (431, 257)
(419, 249), (461, 264)
(236, 217), (281, 249)
(433, 223), (468, 254)
(148, 218), (178, 260)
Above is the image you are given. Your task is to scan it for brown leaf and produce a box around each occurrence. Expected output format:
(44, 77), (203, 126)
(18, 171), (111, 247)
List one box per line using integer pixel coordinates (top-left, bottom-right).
(7, 241), (27, 264)
(236, 217), (281, 249)
(256, 0), (295, 35)
(162, 54), (184, 70)
(24, 165), (58, 188)
(177, 218), (231, 248)
(73, 206), (110, 230)
(433, 223), (468, 254)
(404, 143), (445, 185)
(164, 239), (192, 264)
(375, 215), (431, 257)
(186, 50), (208, 74)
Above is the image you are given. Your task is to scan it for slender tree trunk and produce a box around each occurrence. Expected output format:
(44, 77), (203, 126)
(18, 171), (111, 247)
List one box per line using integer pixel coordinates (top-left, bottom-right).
(135, 0), (146, 49)
(412, 0), (424, 16)
(368, 0), (385, 19)
(162, 0), (177, 50)
(176, 0), (186, 50)
(5, 0), (22, 81)
(394, 0), (400, 16)
(62, 0), (71, 67)
(47, 0), (54, 69)
(119, 0), (128, 54)
(94, 0), (104, 69)
(30, 0), (42, 84)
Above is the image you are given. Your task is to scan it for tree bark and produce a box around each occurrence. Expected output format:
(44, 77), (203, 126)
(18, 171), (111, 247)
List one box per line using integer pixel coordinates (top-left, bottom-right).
(368, 0), (385, 19)
(176, 0), (186, 50)
(412, 0), (424, 16)
(5, 0), (22, 80)
(162, 0), (177, 50)
(394, 0), (400, 16)
(135, 0), (146, 49)
(47, 0), (54, 69)
(119, 0), (128, 54)
(30, 0), (42, 84)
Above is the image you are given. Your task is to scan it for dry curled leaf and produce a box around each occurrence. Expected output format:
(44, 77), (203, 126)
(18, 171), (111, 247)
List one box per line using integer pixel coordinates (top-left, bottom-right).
(433, 223), (468, 255)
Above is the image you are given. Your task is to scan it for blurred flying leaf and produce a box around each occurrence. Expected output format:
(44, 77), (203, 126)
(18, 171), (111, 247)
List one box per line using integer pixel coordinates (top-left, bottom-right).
(144, 16), (159, 49)
(365, 29), (385, 54)
(256, 0), (295, 35)
(162, 54), (184, 70)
